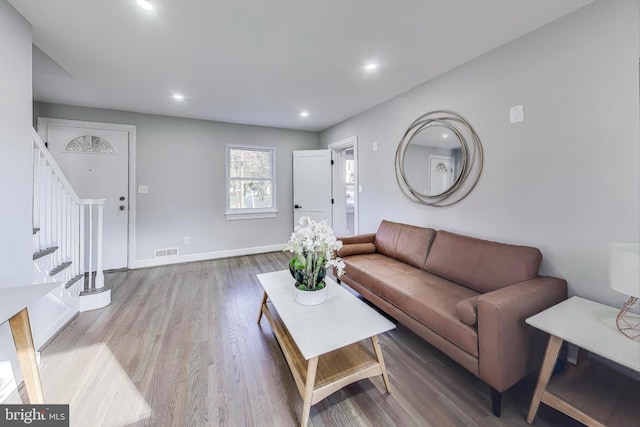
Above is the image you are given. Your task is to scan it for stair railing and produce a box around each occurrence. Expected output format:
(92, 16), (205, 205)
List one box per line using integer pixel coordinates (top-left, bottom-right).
(32, 129), (105, 291)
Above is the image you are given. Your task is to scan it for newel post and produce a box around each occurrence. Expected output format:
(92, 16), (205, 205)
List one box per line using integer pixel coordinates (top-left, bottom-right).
(94, 202), (105, 289)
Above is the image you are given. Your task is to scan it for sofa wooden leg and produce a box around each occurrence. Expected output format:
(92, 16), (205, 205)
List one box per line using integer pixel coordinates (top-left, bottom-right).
(490, 387), (502, 417)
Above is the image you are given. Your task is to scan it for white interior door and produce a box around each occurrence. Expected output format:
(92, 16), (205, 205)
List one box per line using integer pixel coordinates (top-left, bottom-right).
(428, 154), (454, 196)
(41, 120), (130, 270)
(293, 150), (332, 225)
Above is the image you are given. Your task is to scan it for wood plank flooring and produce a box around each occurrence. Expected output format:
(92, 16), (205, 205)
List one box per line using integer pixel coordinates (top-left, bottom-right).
(7, 252), (583, 426)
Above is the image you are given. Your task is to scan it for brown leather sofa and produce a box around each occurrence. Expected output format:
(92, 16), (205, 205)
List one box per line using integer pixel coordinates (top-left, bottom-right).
(336, 220), (567, 416)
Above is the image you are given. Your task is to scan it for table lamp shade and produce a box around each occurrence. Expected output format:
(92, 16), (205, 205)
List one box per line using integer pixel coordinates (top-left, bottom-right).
(609, 243), (640, 298)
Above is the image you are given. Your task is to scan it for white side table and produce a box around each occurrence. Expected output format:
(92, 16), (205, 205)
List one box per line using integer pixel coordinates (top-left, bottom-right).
(0, 282), (59, 404)
(526, 296), (640, 426)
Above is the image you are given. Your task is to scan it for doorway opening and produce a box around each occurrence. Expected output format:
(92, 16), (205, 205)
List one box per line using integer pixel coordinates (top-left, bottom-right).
(329, 136), (358, 237)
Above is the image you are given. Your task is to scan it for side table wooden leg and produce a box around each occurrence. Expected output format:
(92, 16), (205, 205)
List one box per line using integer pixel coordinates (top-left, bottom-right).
(527, 335), (563, 424)
(300, 356), (318, 427)
(371, 335), (391, 393)
(8, 308), (44, 404)
(257, 292), (268, 324)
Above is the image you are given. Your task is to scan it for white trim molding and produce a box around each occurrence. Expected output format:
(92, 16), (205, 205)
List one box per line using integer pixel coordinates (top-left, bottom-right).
(134, 243), (286, 269)
(328, 136), (359, 235)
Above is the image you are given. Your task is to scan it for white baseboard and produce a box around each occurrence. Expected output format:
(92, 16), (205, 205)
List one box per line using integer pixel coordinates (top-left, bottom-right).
(133, 243), (286, 269)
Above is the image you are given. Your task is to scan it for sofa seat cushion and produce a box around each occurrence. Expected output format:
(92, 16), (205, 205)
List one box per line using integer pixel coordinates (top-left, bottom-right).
(344, 254), (480, 357)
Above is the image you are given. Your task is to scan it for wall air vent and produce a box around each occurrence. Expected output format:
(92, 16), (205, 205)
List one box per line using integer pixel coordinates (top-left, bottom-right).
(154, 247), (179, 258)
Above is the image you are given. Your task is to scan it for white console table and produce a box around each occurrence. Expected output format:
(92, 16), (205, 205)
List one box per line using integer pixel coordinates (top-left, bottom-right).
(526, 296), (640, 426)
(0, 282), (59, 404)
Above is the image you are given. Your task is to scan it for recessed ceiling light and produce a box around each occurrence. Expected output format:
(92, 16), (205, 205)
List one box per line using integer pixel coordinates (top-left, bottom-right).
(300, 111), (309, 118)
(136, 0), (154, 11)
(442, 133), (449, 138)
(172, 93), (185, 101)
(364, 62), (378, 71)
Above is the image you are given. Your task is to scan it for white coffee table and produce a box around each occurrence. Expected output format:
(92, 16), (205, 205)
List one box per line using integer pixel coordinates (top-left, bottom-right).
(257, 270), (396, 427)
(526, 296), (640, 425)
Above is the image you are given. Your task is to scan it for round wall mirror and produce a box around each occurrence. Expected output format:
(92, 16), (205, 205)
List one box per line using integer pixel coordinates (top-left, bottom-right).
(395, 111), (483, 206)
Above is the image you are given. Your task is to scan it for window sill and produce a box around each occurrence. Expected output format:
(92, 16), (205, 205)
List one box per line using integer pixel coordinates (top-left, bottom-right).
(225, 211), (278, 221)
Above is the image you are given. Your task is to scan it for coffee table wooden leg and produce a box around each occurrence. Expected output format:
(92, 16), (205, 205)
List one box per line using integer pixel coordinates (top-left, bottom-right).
(257, 292), (268, 324)
(527, 334), (563, 424)
(371, 335), (391, 393)
(301, 356), (318, 427)
(8, 308), (45, 404)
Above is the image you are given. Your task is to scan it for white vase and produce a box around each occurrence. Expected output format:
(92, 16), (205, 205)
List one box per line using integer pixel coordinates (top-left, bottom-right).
(293, 286), (327, 305)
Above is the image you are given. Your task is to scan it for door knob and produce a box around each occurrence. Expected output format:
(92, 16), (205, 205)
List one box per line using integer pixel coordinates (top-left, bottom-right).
(294, 204), (302, 209)
(119, 205), (126, 211)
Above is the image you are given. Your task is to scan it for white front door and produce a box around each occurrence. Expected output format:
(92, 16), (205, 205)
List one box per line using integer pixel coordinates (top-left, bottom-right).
(293, 150), (332, 226)
(39, 119), (132, 270)
(428, 154), (454, 196)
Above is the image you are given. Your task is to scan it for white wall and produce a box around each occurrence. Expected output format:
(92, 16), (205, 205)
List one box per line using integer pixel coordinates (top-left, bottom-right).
(320, 0), (640, 306)
(33, 103), (320, 265)
(0, 0), (33, 401)
(0, 0), (32, 286)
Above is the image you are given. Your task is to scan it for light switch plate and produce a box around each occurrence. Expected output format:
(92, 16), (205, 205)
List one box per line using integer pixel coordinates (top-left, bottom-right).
(138, 185), (149, 194)
(510, 105), (524, 123)
(372, 141), (378, 152)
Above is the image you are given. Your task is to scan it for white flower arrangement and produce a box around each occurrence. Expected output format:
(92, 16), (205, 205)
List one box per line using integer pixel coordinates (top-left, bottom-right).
(284, 216), (345, 291)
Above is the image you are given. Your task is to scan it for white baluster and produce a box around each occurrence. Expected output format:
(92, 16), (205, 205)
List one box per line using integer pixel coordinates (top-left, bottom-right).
(32, 146), (39, 230)
(32, 147), (41, 252)
(61, 189), (67, 264)
(54, 179), (62, 266)
(66, 194), (71, 262)
(58, 182), (64, 266)
(44, 164), (52, 248)
(38, 154), (47, 250)
(71, 203), (78, 278)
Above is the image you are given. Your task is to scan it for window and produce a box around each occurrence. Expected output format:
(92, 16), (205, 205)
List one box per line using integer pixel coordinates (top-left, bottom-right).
(226, 145), (276, 219)
(65, 135), (115, 154)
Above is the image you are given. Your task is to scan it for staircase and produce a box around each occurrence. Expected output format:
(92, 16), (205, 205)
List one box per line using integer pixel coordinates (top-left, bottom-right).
(29, 128), (111, 349)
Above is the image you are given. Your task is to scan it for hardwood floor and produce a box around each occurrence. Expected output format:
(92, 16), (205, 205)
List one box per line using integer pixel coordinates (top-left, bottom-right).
(7, 252), (582, 426)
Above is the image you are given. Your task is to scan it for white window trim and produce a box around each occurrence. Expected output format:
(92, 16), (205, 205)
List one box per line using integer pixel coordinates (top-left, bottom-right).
(225, 144), (277, 220)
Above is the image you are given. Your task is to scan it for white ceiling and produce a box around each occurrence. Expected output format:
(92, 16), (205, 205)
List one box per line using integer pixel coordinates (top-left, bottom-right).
(10, 0), (594, 132)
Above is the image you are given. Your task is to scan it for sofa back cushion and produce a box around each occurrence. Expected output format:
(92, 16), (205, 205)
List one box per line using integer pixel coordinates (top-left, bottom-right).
(374, 220), (436, 269)
(424, 230), (543, 293)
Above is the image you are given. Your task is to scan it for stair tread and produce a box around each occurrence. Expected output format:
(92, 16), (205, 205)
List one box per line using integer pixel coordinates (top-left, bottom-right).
(65, 274), (83, 289)
(33, 246), (59, 260)
(80, 286), (112, 296)
(50, 261), (72, 276)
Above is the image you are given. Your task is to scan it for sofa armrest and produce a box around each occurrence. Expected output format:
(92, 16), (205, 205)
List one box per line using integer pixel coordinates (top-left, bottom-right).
(336, 233), (377, 258)
(477, 276), (567, 392)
